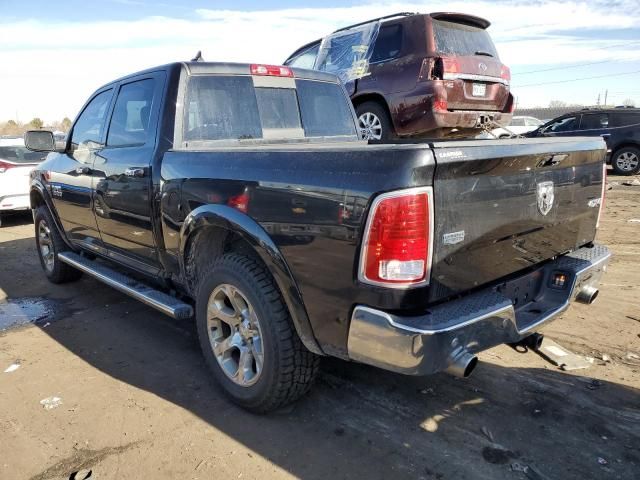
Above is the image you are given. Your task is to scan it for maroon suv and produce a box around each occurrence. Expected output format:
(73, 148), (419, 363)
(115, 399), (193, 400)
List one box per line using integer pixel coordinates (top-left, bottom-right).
(284, 12), (514, 141)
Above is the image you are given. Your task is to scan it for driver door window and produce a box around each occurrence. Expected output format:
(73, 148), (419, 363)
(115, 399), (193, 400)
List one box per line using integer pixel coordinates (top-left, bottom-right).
(547, 116), (577, 133)
(70, 89), (113, 152)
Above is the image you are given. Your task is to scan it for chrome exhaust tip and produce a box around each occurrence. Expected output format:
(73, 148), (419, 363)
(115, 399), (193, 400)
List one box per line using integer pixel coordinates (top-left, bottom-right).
(576, 285), (599, 305)
(445, 349), (478, 378)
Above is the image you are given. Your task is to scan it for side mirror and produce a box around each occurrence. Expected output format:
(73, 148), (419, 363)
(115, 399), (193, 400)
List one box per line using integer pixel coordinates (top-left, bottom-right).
(24, 130), (56, 152)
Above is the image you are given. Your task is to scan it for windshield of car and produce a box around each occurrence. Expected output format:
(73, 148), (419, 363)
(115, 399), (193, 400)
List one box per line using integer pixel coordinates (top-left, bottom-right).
(183, 75), (357, 143)
(432, 19), (498, 58)
(0, 145), (44, 163)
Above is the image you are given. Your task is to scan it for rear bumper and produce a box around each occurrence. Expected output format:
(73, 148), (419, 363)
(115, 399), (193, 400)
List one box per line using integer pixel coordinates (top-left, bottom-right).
(0, 193), (31, 211)
(347, 244), (610, 376)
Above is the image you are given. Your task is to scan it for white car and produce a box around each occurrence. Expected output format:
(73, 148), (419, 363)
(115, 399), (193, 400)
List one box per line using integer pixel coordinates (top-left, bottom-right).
(490, 116), (544, 138)
(0, 137), (46, 226)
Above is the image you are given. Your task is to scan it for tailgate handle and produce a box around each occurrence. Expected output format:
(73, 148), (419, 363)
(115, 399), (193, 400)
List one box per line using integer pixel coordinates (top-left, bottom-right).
(538, 154), (568, 168)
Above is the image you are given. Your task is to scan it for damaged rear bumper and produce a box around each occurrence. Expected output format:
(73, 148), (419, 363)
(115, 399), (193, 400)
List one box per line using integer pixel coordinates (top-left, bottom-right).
(347, 244), (610, 376)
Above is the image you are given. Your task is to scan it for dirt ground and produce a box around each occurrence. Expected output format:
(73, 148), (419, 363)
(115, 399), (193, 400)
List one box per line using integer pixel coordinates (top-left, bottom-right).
(1, 172), (639, 480)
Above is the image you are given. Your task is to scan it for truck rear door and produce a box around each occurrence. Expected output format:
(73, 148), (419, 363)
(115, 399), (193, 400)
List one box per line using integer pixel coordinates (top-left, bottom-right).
(429, 137), (605, 301)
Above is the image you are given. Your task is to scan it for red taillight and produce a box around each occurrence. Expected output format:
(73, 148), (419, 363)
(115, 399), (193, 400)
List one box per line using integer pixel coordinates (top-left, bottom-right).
(359, 188), (433, 287)
(250, 64), (293, 77)
(597, 162), (606, 229)
(500, 65), (511, 82)
(0, 160), (15, 173)
(228, 191), (249, 213)
(434, 99), (448, 112)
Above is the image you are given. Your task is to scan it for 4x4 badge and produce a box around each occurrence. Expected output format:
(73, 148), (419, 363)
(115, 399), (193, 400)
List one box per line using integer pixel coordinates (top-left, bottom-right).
(537, 181), (554, 215)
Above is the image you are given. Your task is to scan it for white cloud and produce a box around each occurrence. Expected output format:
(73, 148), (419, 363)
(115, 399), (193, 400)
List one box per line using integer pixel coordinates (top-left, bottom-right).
(1, 1), (639, 120)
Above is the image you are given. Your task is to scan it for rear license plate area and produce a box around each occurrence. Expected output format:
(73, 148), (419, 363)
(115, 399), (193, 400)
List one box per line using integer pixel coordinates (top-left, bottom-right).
(472, 83), (486, 97)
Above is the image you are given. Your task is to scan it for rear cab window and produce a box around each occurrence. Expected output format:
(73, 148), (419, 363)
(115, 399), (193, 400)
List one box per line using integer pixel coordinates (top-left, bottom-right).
(181, 67), (358, 147)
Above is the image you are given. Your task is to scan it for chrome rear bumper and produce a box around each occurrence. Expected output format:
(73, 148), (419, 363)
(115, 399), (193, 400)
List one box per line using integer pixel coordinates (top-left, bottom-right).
(347, 244), (611, 376)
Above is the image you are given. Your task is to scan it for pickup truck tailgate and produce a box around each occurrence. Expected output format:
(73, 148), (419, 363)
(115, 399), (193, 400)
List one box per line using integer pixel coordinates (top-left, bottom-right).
(429, 137), (605, 301)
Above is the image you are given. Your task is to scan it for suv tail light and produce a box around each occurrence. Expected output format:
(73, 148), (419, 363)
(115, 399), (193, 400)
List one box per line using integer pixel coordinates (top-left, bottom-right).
(359, 187), (433, 287)
(228, 191), (250, 213)
(250, 64), (293, 77)
(0, 160), (15, 173)
(500, 65), (511, 82)
(419, 57), (460, 82)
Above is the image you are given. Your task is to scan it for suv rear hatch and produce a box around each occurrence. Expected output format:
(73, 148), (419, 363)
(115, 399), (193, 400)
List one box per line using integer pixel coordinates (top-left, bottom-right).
(428, 137), (605, 302)
(429, 14), (510, 111)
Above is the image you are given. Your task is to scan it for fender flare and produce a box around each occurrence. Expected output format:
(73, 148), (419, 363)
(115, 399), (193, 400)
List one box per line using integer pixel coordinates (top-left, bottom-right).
(179, 204), (323, 355)
(30, 180), (74, 250)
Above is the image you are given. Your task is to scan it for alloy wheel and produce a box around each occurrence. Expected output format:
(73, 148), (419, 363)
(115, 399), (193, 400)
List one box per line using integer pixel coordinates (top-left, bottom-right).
(38, 221), (55, 272)
(206, 284), (264, 387)
(358, 112), (383, 141)
(615, 151), (639, 172)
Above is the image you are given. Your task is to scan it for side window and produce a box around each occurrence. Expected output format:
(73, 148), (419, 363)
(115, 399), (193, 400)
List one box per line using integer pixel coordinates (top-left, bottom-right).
(547, 116), (577, 133)
(107, 79), (156, 147)
(610, 113), (640, 127)
(526, 117), (543, 127)
(287, 44), (320, 69)
(580, 113), (609, 130)
(510, 118), (525, 127)
(370, 24), (403, 63)
(70, 89), (112, 149)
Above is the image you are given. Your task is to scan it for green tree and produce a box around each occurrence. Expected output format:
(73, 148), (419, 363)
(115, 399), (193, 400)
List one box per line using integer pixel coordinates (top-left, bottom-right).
(28, 117), (44, 129)
(61, 117), (72, 131)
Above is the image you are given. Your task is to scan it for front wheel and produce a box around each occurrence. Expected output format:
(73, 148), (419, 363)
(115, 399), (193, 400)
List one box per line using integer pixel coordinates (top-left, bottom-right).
(611, 146), (640, 175)
(195, 253), (319, 412)
(34, 206), (82, 283)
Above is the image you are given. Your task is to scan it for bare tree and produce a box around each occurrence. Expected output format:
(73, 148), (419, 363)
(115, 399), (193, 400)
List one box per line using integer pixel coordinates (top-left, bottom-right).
(622, 98), (636, 107)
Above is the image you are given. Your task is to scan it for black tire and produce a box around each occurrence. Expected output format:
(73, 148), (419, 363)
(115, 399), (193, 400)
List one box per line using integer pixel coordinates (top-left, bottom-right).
(356, 101), (396, 143)
(34, 205), (82, 283)
(611, 146), (640, 176)
(195, 253), (319, 413)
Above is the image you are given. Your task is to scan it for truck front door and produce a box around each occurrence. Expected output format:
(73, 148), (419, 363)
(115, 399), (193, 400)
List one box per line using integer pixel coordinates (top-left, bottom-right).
(50, 88), (114, 248)
(93, 73), (164, 271)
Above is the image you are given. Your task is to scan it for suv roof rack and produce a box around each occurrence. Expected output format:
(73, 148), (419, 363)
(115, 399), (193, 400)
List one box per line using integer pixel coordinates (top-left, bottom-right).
(333, 12), (416, 33)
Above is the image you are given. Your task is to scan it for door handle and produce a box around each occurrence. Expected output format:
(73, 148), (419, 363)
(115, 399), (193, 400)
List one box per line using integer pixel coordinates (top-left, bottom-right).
(124, 167), (147, 178)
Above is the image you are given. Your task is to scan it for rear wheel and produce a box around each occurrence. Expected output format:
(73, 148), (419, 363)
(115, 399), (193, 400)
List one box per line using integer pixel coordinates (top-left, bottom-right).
(195, 253), (319, 412)
(611, 146), (640, 175)
(34, 206), (82, 283)
(356, 101), (395, 143)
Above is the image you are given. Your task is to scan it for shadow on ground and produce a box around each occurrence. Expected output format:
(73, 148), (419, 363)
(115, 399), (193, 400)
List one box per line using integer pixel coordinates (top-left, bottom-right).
(1, 236), (639, 479)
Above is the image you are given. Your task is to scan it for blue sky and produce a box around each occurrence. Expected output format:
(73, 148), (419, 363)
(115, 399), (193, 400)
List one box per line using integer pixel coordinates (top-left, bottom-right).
(0, 0), (639, 121)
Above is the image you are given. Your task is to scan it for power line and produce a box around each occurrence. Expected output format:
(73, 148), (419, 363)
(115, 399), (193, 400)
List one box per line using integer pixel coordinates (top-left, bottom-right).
(513, 69), (640, 87)
(512, 40), (640, 75)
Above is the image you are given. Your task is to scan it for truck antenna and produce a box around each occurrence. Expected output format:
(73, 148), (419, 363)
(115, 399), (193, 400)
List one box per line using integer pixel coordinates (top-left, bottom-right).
(191, 50), (203, 62)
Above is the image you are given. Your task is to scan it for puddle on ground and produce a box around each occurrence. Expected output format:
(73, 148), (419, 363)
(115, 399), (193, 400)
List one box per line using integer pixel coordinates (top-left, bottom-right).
(0, 297), (58, 332)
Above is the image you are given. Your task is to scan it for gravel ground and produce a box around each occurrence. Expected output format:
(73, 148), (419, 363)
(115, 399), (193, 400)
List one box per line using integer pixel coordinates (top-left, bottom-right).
(0, 172), (638, 480)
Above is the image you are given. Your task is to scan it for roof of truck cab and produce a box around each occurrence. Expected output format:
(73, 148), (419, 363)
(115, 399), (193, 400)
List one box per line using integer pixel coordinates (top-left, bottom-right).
(95, 61), (339, 92)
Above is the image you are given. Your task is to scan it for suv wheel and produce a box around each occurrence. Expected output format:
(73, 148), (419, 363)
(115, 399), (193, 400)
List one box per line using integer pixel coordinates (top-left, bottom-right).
(611, 146), (640, 175)
(356, 101), (395, 143)
(196, 253), (319, 412)
(34, 205), (82, 283)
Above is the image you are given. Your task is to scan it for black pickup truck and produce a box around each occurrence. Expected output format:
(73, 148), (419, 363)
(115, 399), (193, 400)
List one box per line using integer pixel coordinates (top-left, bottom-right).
(25, 61), (610, 412)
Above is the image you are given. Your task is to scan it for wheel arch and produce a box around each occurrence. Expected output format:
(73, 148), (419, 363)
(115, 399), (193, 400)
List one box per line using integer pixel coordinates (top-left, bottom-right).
(351, 93), (398, 132)
(30, 182), (73, 249)
(179, 204), (323, 355)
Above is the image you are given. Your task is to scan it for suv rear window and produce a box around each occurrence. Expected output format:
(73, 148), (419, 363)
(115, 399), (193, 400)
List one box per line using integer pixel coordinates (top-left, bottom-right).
(184, 75), (356, 142)
(432, 19), (498, 58)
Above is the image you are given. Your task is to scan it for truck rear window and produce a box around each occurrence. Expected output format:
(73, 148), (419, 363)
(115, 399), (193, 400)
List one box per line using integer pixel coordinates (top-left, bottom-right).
(184, 76), (356, 142)
(433, 19), (498, 58)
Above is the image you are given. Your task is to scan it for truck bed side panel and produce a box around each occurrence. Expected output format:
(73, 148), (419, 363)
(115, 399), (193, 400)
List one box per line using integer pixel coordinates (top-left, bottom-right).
(161, 145), (436, 357)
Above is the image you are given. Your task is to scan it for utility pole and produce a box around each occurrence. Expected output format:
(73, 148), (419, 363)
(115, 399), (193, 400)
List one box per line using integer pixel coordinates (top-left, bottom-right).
(597, 93), (600, 106)
(604, 89), (608, 107)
